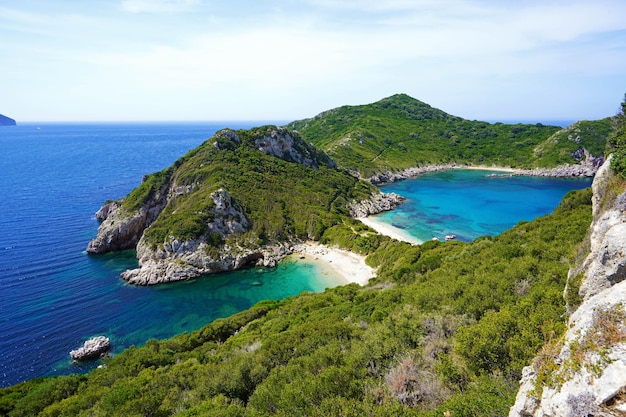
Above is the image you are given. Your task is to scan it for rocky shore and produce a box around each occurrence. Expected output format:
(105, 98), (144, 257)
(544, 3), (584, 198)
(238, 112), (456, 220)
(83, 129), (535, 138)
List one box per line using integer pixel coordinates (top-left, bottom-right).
(347, 192), (406, 217)
(365, 154), (602, 185)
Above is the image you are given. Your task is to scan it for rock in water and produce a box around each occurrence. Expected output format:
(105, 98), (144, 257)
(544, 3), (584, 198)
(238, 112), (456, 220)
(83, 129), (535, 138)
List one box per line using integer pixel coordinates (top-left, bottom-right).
(70, 336), (111, 361)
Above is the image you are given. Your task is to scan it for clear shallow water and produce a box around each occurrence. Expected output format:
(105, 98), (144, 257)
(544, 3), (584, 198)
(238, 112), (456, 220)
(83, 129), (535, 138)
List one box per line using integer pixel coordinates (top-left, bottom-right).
(0, 122), (334, 387)
(377, 169), (592, 242)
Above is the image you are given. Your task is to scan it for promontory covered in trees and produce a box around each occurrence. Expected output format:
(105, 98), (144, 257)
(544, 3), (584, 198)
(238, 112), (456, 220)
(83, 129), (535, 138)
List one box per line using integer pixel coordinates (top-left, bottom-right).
(2, 94), (624, 416)
(86, 94), (609, 285)
(0, 113), (16, 126)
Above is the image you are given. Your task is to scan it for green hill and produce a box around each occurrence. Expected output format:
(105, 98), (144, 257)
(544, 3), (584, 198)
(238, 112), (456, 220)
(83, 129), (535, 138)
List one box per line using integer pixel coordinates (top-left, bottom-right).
(287, 94), (607, 178)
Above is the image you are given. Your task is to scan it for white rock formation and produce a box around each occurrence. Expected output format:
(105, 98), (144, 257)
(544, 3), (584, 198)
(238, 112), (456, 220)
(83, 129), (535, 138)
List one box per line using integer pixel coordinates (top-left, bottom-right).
(509, 155), (626, 417)
(348, 192), (406, 217)
(70, 336), (111, 361)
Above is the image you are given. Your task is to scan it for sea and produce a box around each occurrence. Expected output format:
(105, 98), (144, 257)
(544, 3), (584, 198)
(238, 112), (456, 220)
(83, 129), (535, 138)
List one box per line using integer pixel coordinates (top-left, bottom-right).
(0, 121), (591, 388)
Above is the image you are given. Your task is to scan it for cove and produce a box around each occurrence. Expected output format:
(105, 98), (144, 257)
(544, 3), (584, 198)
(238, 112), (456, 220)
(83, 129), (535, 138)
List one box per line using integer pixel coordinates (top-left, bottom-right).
(375, 169), (593, 243)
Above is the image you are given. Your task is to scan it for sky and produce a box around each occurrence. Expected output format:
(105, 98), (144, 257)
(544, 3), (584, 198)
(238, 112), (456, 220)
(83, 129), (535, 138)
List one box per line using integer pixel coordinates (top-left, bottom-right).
(1, 0), (625, 122)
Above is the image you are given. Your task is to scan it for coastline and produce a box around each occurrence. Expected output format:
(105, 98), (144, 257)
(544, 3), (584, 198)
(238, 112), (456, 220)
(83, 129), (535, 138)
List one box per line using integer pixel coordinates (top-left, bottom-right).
(365, 161), (599, 185)
(357, 216), (422, 245)
(456, 165), (517, 173)
(291, 243), (377, 286)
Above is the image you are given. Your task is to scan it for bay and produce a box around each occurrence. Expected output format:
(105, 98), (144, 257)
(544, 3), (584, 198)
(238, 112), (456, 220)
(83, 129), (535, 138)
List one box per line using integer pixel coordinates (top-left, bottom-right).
(376, 169), (592, 243)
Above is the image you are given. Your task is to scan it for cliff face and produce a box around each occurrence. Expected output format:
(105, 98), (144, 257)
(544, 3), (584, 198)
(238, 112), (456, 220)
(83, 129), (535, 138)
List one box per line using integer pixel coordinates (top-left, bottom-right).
(509, 155), (626, 416)
(119, 189), (291, 286)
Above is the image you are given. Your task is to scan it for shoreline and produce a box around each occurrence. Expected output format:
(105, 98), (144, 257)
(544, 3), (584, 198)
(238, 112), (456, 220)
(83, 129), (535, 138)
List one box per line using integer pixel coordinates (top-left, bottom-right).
(291, 243), (376, 286)
(366, 162), (598, 185)
(357, 216), (422, 245)
(455, 165), (517, 173)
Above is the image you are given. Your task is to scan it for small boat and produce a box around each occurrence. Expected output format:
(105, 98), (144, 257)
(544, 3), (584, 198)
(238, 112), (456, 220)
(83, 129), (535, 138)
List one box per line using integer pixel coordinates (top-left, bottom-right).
(445, 234), (456, 241)
(432, 237), (439, 241)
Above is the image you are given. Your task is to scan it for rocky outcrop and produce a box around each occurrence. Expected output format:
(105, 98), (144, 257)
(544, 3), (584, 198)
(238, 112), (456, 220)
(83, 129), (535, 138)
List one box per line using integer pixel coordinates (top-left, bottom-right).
(86, 178), (170, 254)
(366, 156), (601, 185)
(348, 192), (406, 217)
(577, 155), (626, 301)
(507, 149), (603, 178)
(214, 127), (336, 170)
(366, 164), (458, 184)
(120, 189), (265, 285)
(121, 239), (297, 286)
(87, 125), (344, 285)
(70, 336), (111, 361)
(253, 127), (336, 170)
(509, 155), (626, 417)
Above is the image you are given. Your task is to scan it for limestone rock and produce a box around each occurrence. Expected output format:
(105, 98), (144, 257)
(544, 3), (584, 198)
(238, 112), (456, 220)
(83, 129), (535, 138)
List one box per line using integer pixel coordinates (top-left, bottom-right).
(578, 155), (626, 301)
(253, 126), (336, 170)
(348, 192), (406, 217)
(121, 240), (296, 286)
(87, 175), (171, 254)
(94, 201), (120, 221)
(70, 336), (111, 361)
(509, 156), (626, 417)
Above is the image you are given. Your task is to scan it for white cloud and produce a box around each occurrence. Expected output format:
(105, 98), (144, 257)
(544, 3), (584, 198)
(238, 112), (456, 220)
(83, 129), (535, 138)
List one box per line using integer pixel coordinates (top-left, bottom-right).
(3, 0), (625, 120)
(120, 0), (200, 13)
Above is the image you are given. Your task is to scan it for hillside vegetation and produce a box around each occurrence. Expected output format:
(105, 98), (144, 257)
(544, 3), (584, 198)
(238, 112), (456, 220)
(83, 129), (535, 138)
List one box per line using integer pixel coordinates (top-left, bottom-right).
(287, 94), (607, 177)
(2, 95), (617, 415)
(0, 188), (593, 416)
(118, 126), (376, 250)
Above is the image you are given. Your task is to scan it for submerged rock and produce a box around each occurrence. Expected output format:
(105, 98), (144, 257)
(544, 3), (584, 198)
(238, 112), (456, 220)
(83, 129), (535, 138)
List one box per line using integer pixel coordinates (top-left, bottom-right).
(70, 336), (111, 361)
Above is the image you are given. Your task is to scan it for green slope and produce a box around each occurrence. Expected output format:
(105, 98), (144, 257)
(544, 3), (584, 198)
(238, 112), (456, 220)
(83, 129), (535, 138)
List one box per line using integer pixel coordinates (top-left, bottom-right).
(0, 188), (593, 416)
(118, 125), (376, 250)
(287, 94), (607, 177)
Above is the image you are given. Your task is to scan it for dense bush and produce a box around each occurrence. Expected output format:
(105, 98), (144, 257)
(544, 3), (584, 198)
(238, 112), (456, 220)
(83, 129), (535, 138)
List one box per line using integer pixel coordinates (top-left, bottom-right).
(0, 187), (593, 416)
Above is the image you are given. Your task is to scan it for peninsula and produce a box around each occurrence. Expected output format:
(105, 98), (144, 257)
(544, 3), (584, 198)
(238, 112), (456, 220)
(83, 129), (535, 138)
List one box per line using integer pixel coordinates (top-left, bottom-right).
(0, 113), (16, 126)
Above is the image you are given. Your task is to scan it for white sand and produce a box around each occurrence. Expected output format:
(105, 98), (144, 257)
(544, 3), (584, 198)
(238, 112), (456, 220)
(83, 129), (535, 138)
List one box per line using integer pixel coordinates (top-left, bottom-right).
(357, 216), (422, 245)
(293, 243), (376, 286)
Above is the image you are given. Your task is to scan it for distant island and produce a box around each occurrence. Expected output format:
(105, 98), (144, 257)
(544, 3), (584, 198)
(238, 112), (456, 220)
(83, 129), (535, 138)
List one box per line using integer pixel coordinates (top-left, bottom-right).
(0, 113), (16, 126)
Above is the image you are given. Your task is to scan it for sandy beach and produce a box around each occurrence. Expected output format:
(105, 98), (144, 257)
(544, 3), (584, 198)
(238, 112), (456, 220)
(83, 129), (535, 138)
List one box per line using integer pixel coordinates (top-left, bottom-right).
(292, 243), (377, 286)
(357, 216), (423, 245)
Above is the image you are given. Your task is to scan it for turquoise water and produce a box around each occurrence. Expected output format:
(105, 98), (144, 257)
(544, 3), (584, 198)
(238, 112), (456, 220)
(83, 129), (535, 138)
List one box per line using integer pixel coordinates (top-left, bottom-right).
(377, 169), (592, 242)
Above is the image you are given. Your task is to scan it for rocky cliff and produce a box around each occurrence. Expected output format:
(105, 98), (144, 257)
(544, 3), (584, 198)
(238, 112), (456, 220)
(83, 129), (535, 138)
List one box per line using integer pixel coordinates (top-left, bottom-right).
(509, 155), (626, 416)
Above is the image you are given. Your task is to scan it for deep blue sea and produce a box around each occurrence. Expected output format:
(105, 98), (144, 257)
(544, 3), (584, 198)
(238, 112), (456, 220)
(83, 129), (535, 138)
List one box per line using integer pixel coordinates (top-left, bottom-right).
(0, 122), (339, 388)
(0, 122), (592, 388)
